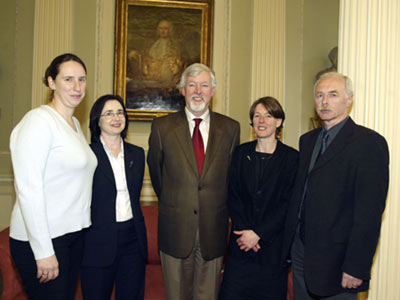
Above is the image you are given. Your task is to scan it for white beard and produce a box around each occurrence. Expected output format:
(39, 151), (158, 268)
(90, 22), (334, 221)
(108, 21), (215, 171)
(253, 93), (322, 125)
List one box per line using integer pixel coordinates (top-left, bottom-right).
(189, 99), (206, 113)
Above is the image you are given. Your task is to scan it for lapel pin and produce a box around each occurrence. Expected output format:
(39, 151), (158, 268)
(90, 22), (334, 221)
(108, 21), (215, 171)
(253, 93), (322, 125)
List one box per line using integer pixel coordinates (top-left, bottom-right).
(247, 155), (251, 161)
(129, 161), (133, 168)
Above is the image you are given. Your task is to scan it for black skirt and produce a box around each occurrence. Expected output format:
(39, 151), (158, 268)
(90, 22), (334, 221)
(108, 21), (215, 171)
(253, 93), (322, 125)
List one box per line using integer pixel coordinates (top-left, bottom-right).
(219, 254), (288, 300)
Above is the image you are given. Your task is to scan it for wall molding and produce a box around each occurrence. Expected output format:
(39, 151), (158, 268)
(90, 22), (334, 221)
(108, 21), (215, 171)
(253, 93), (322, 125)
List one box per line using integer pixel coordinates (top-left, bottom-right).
(0, 178), (15, 230)
(0, 175), (13, 186)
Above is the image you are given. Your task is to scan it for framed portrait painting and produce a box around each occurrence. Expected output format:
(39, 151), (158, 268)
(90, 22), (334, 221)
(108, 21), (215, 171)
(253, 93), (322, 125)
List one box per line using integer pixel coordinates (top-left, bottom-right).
(114, 0), (214, 120)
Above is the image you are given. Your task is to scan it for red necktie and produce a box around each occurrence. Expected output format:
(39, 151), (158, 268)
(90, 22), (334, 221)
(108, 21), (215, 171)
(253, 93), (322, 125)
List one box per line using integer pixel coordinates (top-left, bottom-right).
(192, 118), (205, 175)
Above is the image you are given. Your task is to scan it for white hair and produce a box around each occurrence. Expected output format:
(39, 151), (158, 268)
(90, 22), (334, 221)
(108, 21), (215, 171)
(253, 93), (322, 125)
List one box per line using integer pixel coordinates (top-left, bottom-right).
(314, 72), (353, 97)
(179, 63), (216, 89)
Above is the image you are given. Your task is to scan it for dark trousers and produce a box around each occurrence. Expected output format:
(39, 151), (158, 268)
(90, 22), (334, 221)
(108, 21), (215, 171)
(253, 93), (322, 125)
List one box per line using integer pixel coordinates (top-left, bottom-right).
(9, 230), (85, 300)
(81, 221), (146, 300)
(219, 255), (288, 300)
(291, 229), (357, 300)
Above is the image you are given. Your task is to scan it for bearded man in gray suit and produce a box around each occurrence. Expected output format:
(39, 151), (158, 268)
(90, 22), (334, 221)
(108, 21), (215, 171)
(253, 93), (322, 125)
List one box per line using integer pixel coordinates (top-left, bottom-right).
(147, 63), (240, 300)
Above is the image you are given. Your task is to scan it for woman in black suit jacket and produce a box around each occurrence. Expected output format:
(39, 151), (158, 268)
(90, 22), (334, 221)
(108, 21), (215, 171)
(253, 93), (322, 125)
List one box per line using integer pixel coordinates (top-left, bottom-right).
(81, 95), (148, 300)
(219, 97), (298, 300)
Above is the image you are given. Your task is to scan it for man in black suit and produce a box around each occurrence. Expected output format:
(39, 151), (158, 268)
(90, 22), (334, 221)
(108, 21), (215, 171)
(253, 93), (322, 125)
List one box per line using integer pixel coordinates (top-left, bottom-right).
(282, 72), (389, 300)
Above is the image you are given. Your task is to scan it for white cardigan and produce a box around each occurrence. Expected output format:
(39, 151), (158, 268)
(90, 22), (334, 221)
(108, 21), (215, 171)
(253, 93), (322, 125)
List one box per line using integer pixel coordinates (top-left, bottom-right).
(9, 105), (97, 260)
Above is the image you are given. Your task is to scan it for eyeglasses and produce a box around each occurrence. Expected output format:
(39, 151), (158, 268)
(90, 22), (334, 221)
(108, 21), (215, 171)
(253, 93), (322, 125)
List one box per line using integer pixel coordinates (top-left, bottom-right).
(100, 110), (126, 119)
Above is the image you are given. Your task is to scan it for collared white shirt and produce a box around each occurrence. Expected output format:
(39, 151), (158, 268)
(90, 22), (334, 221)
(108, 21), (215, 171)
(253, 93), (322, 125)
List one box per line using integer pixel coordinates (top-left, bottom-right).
(100, 137), (133, 222)
(185, 107), (210, 152)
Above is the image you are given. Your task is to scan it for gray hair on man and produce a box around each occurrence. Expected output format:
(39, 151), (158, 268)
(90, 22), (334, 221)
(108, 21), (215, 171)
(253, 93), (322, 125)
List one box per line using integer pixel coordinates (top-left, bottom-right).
(179, 63), (217, 89)
(314, 72), (353, 98)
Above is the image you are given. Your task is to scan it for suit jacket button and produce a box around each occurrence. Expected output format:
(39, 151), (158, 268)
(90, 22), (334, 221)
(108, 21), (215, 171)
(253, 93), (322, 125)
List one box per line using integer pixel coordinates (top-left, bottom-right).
(198, 185), (201, 191)
(194, 210), (198, 214)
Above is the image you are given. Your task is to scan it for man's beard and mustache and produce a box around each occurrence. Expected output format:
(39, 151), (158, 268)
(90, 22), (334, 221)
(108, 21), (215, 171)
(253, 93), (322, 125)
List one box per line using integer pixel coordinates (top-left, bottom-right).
(189, 96), (207, 112)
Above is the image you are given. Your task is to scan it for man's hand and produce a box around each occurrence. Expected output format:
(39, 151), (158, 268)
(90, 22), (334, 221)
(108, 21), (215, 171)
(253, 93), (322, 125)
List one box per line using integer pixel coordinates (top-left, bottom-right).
(36, 255), (59, 283)
(341, 272), (362, 289)
(234, 230), (261, 252)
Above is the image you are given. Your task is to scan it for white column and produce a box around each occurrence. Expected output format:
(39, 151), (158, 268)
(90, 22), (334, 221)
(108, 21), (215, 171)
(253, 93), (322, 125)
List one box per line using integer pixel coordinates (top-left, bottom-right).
(212, 0), (231, 115)
(339, 1), (400, 299)
(93, 0), (115, 99)
(251, 0), (285, 104)
(250, 0), (285, 139)
(32, 0), (72, 107)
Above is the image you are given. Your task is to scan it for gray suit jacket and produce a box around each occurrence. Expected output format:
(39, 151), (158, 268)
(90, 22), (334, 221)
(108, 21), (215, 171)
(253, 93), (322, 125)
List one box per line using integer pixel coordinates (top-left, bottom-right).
(147, 110), (240, 260)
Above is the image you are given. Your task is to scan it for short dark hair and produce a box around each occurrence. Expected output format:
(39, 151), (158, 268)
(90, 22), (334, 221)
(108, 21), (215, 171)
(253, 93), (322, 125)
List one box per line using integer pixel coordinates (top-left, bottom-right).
(249, 96), (285, 138)
(89, 94), (128, 143)
(43, 53), (87, 86)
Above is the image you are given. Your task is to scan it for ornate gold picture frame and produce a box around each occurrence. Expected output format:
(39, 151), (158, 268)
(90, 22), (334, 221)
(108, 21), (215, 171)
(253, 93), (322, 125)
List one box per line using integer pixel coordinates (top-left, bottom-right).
(114, 0), (214, 121)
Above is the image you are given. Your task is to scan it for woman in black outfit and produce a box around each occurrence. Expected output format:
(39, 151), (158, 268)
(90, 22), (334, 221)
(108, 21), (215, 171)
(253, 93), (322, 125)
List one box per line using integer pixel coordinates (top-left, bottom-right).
(81, 95), (148, 300)
(219, 97), (298, 300)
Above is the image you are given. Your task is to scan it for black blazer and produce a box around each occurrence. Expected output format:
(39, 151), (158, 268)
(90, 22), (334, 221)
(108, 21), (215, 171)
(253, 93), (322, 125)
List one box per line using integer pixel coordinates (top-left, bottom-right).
(227, 141), (298, 267)
(82, 141), (148, 267)
(282, 118), (389, 296)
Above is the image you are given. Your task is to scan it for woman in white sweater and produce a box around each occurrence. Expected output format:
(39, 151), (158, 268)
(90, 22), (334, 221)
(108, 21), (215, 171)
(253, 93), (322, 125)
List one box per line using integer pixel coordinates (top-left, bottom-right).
(9, 53), (97, 300)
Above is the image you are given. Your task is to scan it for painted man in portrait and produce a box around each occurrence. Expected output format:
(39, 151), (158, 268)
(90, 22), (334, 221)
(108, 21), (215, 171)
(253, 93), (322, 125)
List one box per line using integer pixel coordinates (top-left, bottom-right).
(143, 20), (183, 89)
